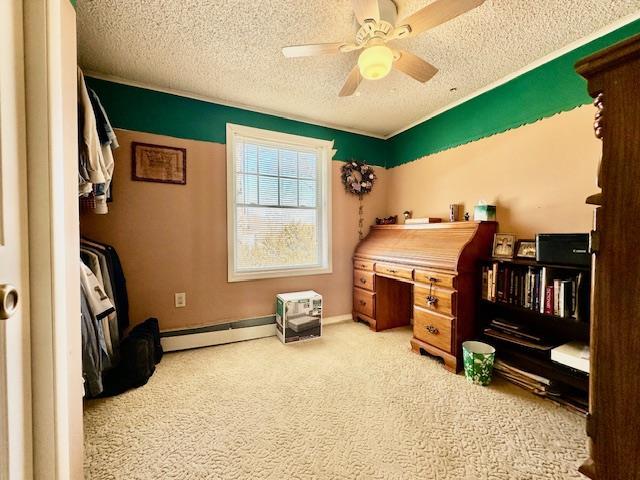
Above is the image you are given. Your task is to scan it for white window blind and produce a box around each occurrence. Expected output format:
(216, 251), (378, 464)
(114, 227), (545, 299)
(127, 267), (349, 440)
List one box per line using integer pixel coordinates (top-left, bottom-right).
(226, 124), (333, 282)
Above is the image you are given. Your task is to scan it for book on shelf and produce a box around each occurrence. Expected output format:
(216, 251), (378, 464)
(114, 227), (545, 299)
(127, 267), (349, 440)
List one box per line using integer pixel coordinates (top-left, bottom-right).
(481, 262), (585, 320)
(559, 280), (572, 318)
(488, 318), (543, 342)
(539, 267), (548, 314)
(482, 268), (489, 300)
(484, 327), (555, 351)
(544, 286), (553, 314)
(553, 278), (561, 315)
(551, 341), (590, 374)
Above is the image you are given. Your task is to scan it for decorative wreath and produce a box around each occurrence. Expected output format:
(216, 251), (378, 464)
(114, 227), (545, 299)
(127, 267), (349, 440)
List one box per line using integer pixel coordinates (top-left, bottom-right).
(341, 160), (376, 197)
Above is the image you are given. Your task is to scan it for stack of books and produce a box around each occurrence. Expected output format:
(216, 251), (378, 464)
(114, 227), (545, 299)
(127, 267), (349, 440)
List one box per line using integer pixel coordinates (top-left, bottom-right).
(494, 359), (588, 415)
(482, 263), (585, 319)
(494, 360), (552, 394)
(483, 318), (555, 351)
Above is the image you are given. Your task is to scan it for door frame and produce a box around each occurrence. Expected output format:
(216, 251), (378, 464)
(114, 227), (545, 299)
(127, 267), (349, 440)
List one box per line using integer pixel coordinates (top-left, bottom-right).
(23, 0), (83, 478)
(0, 0), (32, 477)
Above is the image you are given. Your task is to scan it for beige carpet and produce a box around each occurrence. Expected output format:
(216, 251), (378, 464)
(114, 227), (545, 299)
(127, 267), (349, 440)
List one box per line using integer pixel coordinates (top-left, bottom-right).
(84, 321), (587, 479)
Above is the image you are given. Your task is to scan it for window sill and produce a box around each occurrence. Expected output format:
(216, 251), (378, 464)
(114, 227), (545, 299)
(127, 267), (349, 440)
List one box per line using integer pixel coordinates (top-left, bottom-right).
(228, 265), (333, 283)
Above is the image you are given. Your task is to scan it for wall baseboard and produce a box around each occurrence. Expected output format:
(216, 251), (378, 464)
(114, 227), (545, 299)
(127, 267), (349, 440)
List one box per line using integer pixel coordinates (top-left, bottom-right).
(160, 314), (353, 352)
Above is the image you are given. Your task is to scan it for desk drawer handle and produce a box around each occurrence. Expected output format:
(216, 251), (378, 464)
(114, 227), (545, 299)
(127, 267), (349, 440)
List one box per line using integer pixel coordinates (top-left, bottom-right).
(425, 325), (439, 335)
(359, 278), (367, 284)
(387, 268), (398, 274)
(358, 300), (367, 306)
(426, 295), (438, 307)
(429, 277), (439, 283)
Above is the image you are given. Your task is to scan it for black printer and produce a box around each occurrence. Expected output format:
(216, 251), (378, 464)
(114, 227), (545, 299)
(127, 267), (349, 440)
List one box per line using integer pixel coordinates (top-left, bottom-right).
(536, 233), (590, 267)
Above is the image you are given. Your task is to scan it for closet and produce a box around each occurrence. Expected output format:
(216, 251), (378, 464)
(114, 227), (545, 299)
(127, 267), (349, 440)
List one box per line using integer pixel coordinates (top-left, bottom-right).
(78, 68), (161, 398)
(575, 33), (640, 479)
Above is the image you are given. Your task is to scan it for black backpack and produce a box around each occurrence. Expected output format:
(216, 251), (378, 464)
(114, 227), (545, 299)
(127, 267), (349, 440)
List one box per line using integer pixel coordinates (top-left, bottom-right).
(100, 318), (163, 397)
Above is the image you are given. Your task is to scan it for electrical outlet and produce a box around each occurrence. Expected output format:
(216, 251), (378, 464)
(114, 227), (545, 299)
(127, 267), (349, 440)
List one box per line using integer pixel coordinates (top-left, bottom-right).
(174, 292), (186, 308)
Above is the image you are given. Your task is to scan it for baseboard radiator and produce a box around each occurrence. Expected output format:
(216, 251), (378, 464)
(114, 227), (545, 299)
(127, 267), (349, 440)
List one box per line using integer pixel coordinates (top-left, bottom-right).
(160, 314), (352, 352)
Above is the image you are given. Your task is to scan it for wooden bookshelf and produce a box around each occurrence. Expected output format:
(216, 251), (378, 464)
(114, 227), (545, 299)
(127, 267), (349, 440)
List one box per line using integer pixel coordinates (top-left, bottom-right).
(496, 344), (588, 392)
(477, 257), (591, 413)
(480, 299), (590, 342)
(485, 256), (590, 272)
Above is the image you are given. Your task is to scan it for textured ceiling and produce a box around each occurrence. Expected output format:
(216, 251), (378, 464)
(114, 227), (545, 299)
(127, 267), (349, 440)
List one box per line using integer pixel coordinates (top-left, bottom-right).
(77, 0), (640, 137)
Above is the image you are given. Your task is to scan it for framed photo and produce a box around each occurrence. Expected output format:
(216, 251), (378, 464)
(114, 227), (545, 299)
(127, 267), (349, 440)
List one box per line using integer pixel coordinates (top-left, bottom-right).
(516, 240), (537, 259)
(492, 233), (516, 258)
(132, 142), (186, 185)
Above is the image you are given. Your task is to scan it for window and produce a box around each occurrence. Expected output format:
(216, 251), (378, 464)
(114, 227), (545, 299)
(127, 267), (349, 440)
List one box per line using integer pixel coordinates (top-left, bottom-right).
(226, 124), (333, 282)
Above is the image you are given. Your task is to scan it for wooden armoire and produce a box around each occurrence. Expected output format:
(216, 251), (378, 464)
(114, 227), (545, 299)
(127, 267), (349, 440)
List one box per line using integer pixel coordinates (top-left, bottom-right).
(575, 34), (640, 479)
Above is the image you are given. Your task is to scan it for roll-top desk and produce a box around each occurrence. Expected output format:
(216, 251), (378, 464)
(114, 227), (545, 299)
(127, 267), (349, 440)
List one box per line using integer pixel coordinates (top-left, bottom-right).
(352, 221), (496, 372)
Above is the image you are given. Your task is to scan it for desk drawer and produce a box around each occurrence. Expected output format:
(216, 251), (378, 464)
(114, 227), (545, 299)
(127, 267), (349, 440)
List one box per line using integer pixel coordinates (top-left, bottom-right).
(353, 270), (375, 291)
(353, 259), (375, 271)
(375, 263), (413, 280)
(414, 269), (456, 289)
(413, 306), (453, 353)
(414, 284), (456, 316)
(353, 288), (375, 318)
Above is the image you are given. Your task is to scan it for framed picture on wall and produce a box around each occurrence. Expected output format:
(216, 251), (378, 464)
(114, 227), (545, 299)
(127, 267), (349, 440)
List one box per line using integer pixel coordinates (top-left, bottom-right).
(492, 233), (516, 258)
(132, 142), (187, 185)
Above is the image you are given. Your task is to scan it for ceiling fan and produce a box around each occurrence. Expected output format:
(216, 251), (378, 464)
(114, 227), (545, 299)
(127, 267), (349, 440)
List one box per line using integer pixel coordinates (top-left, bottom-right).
(282, 0), (485, 97)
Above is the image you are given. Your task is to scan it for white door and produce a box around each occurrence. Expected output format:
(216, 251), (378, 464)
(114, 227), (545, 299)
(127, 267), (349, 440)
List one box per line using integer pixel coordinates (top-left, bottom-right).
(0, 0), (33, 478)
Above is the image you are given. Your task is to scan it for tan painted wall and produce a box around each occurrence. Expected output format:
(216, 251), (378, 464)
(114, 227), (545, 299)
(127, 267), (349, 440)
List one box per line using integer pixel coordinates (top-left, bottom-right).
(80, 129), (388, 331)
(81, 106), (599, 331)
(386, 106), (600, 238)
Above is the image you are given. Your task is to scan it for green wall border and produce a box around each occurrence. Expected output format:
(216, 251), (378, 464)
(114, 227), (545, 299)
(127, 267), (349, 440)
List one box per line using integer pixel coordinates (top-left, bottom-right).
(387, 19), (640, 168)
(85, 77), (389, 167)
(86, 18), (640, 170)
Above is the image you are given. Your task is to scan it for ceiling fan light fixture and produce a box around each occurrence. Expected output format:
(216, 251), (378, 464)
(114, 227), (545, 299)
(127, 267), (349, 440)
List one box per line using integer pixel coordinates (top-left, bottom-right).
(357, 45), (393, 80)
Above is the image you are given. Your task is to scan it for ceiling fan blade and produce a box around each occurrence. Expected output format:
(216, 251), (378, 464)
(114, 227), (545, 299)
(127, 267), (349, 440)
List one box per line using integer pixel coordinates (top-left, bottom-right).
(282, 42), (345, 58)
(339, 66), (362, 97)
(398, 0), (485, 36)
(352, 0), (380, 25)
(394, 50), (438, 83)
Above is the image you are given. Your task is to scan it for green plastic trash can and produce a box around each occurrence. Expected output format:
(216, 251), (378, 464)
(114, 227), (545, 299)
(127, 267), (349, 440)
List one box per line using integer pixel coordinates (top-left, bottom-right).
(462, 341), (496, 386)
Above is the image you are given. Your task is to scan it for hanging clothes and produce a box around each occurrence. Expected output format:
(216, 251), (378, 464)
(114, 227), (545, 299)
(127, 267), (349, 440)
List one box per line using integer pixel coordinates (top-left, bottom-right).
(80, 262), (114, 320)
(80, 239), (131, 397)
(88, 87), (118, 207)
(81, 248), (120, 363)
(77, 67), (118, 213)
(80, 260), (117, 397)
(80, 262), (115, 358)
(80, 289), (104, 397)
(78, 68), (108, 191)
(88, 87), (119, 149)
(81, 238), (130, 334)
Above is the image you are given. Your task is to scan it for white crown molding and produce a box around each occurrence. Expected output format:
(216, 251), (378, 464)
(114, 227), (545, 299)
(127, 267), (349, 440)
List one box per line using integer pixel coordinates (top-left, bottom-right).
(385, 11), (640, 139)
(82, 70), (387, 140)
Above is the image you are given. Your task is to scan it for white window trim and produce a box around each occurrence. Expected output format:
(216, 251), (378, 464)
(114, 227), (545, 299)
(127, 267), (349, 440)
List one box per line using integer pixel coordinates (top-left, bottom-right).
(226, 123), (334, 282)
